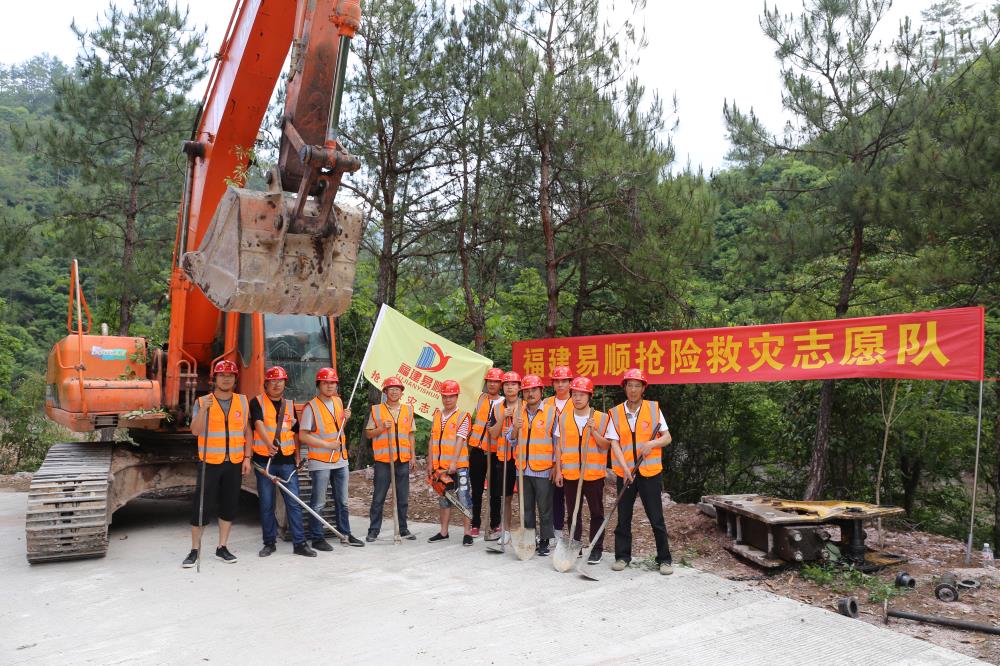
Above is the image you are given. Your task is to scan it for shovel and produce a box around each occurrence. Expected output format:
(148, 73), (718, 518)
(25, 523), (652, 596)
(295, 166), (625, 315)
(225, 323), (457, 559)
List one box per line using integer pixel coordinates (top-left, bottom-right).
(553, 420), (590, 572)
(485, 445), (508, 554)
(510, 414), (537, 560)
(253, 460), (347, 541)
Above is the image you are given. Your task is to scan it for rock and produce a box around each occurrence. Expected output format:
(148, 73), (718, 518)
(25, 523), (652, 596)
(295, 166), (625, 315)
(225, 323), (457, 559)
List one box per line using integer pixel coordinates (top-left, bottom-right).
(14, 472), (33, 481)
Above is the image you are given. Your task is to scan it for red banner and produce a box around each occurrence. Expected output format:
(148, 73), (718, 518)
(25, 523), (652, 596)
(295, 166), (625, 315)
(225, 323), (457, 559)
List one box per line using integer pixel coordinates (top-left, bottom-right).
(512, 307), (985, 385)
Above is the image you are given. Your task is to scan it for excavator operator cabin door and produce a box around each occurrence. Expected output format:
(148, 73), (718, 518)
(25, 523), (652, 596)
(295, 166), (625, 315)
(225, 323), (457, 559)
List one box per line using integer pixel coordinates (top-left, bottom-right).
(262, 314), (334, 403)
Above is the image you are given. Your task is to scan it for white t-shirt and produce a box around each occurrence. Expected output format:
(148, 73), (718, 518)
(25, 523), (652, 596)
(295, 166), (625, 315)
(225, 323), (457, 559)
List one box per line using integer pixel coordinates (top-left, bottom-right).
(552, 412), (596, 438)
(301, 398), (348, 471)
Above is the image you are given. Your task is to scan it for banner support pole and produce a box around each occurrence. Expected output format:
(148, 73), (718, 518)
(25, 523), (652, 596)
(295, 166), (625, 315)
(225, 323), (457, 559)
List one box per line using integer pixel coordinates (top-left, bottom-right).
(964, 378), (985, 565)
(346, 304), (387, 410)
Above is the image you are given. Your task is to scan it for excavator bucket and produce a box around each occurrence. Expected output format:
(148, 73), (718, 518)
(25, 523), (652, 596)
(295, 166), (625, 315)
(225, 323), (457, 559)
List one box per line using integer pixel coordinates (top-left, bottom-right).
(182, 186), (363, 315)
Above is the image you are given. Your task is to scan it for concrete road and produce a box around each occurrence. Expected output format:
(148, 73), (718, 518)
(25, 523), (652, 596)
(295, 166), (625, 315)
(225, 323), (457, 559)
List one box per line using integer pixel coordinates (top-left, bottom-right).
(0, 490), (984, 665)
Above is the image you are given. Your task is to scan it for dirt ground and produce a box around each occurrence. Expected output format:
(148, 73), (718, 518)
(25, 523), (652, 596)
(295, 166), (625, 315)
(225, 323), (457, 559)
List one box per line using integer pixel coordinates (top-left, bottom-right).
(8, 463), (1000, 663)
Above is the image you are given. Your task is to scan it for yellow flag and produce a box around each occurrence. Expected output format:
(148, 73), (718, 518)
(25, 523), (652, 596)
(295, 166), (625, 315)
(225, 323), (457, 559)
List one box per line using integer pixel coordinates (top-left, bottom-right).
(357, 304), (494, 420)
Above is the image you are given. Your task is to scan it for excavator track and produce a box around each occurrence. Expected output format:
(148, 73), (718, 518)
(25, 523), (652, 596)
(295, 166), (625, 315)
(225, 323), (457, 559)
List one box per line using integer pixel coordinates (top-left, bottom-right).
(26, 442), (113, 563)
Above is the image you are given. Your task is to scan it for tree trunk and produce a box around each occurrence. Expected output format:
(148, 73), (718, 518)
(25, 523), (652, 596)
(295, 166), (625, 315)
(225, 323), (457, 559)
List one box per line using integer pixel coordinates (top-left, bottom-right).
(803, 220), (864, 500)
(119, 132), (145, 335)
(539, 128), (558, 338)
(993, 343), (1000, 550)
(376, 173), (397, 310)
(570, 252), (588, 337)
(456, 140), (486, 354)
(899, 452), (922, 517)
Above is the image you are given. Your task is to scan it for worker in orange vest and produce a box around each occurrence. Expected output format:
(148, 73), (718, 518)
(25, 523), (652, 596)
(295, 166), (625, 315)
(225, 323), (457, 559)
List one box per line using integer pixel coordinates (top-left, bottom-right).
(553, 376), (612, 565)
(467, 367), (504, 538)
(427, 380), (474, 545)
(543, 365), (572, 535)
(250, 366), (315, 558)
(607, 368), (674, 575)
(298, 367), (365, 550)
(365, 376), (416, 541)
(486, 371), (521, 542)
(508, 374), (558, 556)
(183, 359), (252, 568)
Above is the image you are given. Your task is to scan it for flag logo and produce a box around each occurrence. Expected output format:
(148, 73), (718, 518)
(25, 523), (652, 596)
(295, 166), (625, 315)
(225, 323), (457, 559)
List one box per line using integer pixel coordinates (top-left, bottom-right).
(415, 342), (452, 372)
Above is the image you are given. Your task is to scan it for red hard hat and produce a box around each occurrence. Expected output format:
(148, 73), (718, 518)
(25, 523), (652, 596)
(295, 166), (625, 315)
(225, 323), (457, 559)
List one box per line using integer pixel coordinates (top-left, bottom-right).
(569, 376), (594, 394)
(264, 366), (288, 381)
(315, 367), (339, 383)
(440, 379), (460, 396)
(549, 365), (572, 380)
(382, 375), (405, 391)
(520, 374), (543, 391)
(212, 359), (239, 376)
(621, 368), (647, 386)
(501, 371), (522, 385)
(484, 368), (504, 382)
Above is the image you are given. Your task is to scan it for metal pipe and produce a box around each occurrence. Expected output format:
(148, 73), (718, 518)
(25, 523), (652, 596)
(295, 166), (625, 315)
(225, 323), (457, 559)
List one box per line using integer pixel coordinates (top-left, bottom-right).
(964, 378), (984, 564)
(887, 609), (1000, 636)
(325, 34), (352, 144)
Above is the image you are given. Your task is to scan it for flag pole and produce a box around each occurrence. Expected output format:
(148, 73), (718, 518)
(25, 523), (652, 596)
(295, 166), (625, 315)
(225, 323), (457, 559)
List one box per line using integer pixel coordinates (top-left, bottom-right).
(964, 378), (985, 564)
(347, 304), (387, 409)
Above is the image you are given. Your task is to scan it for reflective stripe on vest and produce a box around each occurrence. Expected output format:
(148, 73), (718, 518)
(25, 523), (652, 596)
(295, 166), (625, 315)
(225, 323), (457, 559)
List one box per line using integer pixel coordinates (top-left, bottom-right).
(370, 403), (414, 463)
(306, 396), (348, 463)
(559, 409), (609, 481)
(468, 394), (494, 450)
(252, 395), (296, 457)
(493, 400), (518, 461)
(430, 409), (470, 471)
(515, 404), (556, 472)
(610, 400), (662, 478)
(197, 394), (248, 464)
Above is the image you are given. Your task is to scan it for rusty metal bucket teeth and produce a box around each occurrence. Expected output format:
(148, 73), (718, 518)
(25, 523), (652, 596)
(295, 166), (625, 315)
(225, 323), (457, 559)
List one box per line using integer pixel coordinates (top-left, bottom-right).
(182, 186), (363, 315)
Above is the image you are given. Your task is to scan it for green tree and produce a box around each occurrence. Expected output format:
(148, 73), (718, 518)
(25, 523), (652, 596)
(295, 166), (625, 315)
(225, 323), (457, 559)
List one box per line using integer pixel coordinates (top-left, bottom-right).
(19, 0), (206, 335)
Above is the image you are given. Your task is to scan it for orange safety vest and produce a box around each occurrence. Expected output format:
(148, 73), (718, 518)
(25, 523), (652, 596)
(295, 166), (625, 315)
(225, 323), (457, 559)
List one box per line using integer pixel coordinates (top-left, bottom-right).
(559, 409), (609, 482)
(467, 393), (495, 450)
(197, 393), (249, 464)
(252, 395), (296, 457)
(492, 399), (519, 461)
(610, 400), (663, 478)
(305, 396), (348, 464)
(370, 403), (414, 463)
(429, 409), (471, 471)
(515, 404), (556, 472)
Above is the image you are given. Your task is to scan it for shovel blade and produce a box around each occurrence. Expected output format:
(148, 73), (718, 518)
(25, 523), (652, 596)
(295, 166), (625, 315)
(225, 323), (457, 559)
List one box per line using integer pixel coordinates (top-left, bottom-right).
(182, 186), (363, 315)
(552, 537), (576, 572)
(511, 527), (536, 561)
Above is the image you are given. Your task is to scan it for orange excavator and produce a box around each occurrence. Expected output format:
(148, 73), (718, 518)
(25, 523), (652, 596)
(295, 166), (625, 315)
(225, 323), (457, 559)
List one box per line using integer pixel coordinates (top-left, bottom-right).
(29, 0), (365, 563)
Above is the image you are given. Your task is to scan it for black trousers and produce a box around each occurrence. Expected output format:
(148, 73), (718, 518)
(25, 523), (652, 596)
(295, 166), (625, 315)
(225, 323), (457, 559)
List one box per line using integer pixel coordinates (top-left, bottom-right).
(488, 455), (516, 531)
(190, 460), (242, 526)
(614, 473), (671, 564)
(469, 446), (488, 529)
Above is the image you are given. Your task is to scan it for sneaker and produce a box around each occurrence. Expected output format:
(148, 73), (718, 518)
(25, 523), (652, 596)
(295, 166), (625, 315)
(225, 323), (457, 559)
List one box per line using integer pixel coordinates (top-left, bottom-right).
(215, 546), (238, 563)
(587, 551), (603, 565)
(258, 543), (277, 557)
(428, 532), (449, 543)
(500, 530), (511, 545)
(182, 549), (198, 568)
(463, 535), (474, 546)
(346, 534), (365, 547)
(612, 559), (629, 572)
(536, 539), (550, 556)
(659, 563), (674, 576)
(399, 529), (417, 541)
(470, 527), (480, 538)
(485, 527), (501, 541)
(366, 533), (378, 543)
(311, 539), (334, 552)
(293, 543), (318, 557)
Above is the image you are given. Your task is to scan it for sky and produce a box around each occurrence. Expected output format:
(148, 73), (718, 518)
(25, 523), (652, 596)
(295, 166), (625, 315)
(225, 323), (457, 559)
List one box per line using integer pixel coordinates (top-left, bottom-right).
(0, 0), (992, 172)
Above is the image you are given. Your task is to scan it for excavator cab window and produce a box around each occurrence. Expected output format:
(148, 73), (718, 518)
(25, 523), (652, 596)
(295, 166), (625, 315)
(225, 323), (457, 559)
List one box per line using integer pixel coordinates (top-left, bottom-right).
(262, 314), (332, 402)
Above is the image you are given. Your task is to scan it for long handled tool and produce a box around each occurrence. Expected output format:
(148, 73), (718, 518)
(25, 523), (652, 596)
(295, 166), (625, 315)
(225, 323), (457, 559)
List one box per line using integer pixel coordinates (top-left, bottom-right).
(553, 419), (590, 572)
(511, 410), (536, 560)
(196, 429), (207, 574)
(486, 437), (508, 553)
(253, 460), (346, 541)
(577, 425), (659, 580)
(387, 418), (403, 545)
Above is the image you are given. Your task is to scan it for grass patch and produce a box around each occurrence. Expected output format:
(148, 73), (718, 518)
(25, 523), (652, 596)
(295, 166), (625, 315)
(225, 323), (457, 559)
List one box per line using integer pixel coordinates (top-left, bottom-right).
(800, 563), (907, 603)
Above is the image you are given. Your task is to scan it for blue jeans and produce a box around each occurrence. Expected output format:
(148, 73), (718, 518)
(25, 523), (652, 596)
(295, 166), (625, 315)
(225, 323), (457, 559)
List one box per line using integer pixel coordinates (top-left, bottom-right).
(310, 467), (351, 540)
(255, 463), (305, 546)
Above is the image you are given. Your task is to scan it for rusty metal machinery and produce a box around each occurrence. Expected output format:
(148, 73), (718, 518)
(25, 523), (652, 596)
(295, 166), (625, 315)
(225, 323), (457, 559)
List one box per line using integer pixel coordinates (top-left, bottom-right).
(701, 494), (906, 569)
